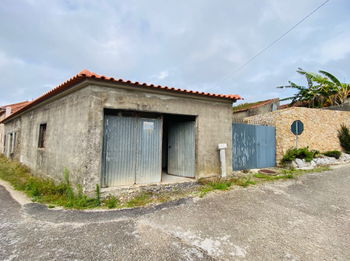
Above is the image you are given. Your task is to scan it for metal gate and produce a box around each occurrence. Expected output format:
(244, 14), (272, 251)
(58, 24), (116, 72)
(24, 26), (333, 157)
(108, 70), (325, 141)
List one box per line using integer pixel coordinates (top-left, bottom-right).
(232, 123), (276, 170)
(168, 121), (195, 177)
(102, 115), (162, 187)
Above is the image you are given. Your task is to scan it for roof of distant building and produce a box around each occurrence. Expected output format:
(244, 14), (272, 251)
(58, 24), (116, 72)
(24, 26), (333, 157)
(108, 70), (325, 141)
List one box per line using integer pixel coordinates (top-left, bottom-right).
(232, 98), (279, 113)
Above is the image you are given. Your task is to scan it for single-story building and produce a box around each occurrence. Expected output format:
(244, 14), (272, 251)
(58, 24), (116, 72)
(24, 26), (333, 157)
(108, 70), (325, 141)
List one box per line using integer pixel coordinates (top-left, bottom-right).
(2, 70), (241, 191)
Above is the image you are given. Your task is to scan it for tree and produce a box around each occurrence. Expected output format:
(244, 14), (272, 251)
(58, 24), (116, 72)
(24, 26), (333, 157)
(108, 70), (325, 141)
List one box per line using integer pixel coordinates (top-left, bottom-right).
(278, 68), (349, 108)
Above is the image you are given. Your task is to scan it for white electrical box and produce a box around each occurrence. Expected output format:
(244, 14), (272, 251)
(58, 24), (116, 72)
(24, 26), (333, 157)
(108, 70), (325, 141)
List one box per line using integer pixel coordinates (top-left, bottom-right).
(218, 143), (227, 149)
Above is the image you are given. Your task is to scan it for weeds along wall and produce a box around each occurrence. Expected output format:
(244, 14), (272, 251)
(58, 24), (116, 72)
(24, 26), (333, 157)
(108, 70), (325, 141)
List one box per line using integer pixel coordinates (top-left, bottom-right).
(3, 86), (92, 189)
(244, 107), (350, 163)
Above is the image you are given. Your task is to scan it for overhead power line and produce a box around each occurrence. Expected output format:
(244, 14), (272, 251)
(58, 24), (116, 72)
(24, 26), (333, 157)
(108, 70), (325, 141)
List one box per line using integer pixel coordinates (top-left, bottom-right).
(220, 0), (330, 81)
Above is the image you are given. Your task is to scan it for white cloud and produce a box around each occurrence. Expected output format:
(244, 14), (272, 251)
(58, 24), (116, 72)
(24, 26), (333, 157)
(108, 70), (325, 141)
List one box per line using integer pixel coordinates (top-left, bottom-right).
(318, 34), (350, 64)
(0, 0), (349, 104)
(156, 71), (169, 80)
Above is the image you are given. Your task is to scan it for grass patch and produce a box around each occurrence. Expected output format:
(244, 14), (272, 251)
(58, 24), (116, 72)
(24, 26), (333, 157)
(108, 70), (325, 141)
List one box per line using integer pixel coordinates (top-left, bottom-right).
(199, 186), (215, 197)
(126, 192), (153, 208)
(280, 166), (330, 175)
(233, 177), (256, 187)
(0, 154), (332, 209)
(254, 173), (294, 181)
(0, 155), (114, 209)
(254, 166), (330, 182)
(198, 176), (257, 197)
(104, 195), (121, 209)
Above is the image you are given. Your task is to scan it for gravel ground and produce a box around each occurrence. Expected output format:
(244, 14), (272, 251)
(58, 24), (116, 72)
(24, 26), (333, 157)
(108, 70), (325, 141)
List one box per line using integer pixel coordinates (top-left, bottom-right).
(1, 165), (349, 260)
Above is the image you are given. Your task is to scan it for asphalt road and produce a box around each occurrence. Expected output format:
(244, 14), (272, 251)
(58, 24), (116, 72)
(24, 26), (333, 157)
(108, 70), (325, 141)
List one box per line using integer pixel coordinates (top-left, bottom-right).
(1, 165), (349, 261)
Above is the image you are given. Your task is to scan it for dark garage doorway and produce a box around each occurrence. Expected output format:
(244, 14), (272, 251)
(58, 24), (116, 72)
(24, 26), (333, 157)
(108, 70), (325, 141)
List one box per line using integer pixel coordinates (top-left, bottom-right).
(102, 109), (196, 187)
(162, 114), (196, 178)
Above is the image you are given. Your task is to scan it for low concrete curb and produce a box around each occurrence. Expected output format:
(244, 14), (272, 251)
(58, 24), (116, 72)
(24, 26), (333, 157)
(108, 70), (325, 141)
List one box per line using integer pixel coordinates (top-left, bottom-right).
(0, 179), (31, 205)
(22, 197), (193, 223)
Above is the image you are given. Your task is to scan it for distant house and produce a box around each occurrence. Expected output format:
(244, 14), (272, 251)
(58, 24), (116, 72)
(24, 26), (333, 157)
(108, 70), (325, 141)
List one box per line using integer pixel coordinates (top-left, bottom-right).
(232, 98), (279, 122)
(0, 101), (30, 155)
(1, 70), (242, 191)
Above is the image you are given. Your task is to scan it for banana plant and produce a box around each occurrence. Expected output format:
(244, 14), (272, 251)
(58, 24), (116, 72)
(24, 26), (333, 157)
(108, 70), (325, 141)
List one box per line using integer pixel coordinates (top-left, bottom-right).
(278, 68), (349, 108)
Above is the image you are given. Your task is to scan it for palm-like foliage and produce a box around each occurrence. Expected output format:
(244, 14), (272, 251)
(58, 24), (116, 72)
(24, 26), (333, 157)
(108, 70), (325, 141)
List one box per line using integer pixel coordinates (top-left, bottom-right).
(278, 68), (350, 108)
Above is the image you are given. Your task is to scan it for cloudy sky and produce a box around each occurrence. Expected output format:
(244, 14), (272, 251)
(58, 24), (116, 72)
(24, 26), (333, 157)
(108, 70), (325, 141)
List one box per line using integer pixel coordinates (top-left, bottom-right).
(1, 0), (350, 105)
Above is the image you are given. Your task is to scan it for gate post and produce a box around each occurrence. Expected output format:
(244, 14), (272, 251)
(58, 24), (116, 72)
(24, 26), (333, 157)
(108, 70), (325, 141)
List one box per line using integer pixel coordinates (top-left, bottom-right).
(218, 143), (227, 177)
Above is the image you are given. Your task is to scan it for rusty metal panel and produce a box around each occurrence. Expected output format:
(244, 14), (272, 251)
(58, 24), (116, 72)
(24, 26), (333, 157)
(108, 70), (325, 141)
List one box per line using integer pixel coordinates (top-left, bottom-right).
(102, 115), (138, 186)
(135, 118), (162, 184)
(168, 121), (195, 177)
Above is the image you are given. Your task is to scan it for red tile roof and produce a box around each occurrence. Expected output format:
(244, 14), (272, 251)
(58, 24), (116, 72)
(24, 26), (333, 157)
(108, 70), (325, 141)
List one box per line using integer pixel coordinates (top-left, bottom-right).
(1, 69), (242, 123)
(0, 101), (30, 114)
(233, 98), (279, 113)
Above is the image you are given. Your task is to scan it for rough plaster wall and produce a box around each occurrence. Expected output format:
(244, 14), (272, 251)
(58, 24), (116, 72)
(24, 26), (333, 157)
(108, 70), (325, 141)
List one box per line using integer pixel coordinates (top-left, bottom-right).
(4, 88), (91, 188)
(244, 107), (350, 162)
(86, 84), (233, 184)
(0, 124), (4, 154)
(3, 119), (22, 157)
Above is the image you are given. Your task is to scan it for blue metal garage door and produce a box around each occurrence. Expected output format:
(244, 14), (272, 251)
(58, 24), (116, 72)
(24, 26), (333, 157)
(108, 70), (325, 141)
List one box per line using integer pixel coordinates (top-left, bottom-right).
(232, 123), (276, 170)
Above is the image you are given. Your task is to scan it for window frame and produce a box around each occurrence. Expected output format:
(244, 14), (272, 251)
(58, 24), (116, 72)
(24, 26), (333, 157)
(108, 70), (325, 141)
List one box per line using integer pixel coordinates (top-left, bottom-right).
(38, 123), (47, 149)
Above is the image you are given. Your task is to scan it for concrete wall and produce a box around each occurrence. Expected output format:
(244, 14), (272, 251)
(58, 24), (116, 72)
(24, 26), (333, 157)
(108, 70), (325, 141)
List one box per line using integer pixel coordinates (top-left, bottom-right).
(0, 111), (6, 154)
(4, 86), (92, 188)
(0, 124), (4, 154)
(85, 82), (233, 189)
(4, 80), (234, 191)
(232, 100), (279, 122)
(244, 107), (350, 163)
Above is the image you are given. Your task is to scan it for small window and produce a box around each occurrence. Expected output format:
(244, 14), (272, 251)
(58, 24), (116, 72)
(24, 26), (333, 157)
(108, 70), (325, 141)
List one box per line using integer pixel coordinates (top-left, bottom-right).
(10, 132), (16, 154)
(9, 133), (13, 154)
(38, 123), (47, 148)
(3, 134), (6, 154)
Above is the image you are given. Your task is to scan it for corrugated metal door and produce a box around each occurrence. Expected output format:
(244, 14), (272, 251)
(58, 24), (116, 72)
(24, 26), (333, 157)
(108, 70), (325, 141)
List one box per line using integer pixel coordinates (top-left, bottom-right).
(136, 118), (162, 184)
(102, 115), (162, 187)
(232, 124), (257, 170)
(168, 121), (195, 177)
(256, 125), (276, 168)
(103, 115), (138, 186)
(232, 123), (276, 170)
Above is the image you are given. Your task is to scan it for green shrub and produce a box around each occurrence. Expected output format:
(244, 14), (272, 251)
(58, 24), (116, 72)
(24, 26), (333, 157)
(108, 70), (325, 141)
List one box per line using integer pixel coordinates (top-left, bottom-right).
(281, 147), (317, 163)
(95, 184), (101, 206)
(338, 124), (350, 153)
(0, 155), (102, 209)
(104, 195), (120, 209)
(323, 150), (341, 159)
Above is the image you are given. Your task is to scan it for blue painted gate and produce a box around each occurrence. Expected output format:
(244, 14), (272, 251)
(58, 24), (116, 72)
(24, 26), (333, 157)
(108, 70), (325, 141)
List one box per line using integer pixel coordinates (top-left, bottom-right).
(232, 123), (276, 170)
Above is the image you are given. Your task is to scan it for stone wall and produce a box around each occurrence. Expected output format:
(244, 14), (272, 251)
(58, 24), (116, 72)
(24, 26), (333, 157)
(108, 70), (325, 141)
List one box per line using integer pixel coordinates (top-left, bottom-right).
(244, 107), (350, 163)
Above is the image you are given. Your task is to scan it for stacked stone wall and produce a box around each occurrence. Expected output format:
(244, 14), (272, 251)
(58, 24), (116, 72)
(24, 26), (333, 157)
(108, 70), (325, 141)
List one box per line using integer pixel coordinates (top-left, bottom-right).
(244, 107), (350, 163)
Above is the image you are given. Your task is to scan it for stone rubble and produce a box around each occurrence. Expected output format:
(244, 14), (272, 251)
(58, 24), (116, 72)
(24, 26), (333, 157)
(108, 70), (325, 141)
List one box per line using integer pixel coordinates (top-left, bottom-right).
(291, 153), (350, 170)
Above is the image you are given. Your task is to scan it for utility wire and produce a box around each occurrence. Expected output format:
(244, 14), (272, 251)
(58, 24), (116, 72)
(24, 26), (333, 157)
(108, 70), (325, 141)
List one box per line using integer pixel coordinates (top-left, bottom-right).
(219, 0), (330, 82)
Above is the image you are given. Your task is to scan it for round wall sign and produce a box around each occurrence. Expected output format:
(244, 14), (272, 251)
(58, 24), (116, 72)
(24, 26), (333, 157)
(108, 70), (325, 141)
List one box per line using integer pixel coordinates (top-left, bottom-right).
(291, 120), (304, 135)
